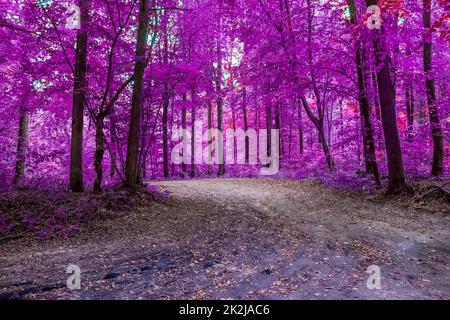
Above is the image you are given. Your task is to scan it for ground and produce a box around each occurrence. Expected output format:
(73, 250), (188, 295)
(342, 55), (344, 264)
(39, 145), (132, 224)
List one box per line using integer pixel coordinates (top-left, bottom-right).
(0, 179), (449, 300)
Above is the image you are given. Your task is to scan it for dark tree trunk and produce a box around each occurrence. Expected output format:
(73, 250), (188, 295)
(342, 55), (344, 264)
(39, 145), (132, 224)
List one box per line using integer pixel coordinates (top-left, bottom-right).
(190, 93), (196, 178)
(347, 0), (381, 187)
(367, 0), (407, 194)
(275, 102), (282, 169)
(301, 97), (335, 171)
(423, 0), (444, 176)
(357, 46), (381, 187)
(125, 0), (150, 188)
(217, 97), (225, 175)
(14, 108), (29, 184)
(405, 85), (414, 142)
(242, 88), (249, 163)
(70, 0), (89, 192)
(266, 105), (272, 162)
(94, 116), (105, 193)
(181, 93), (187, 175)
(298, 99), (304, 155)
(216, 0), (225, 176)
(207, 102), (213, 174)
(109, 115), (118, 177)
(162, 85), (170, 178)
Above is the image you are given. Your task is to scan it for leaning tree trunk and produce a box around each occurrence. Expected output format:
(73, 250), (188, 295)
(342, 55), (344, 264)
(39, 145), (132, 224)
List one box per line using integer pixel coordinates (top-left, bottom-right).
(14, 106), (29, 184)
(305, 0), (335, 172)
(366, 0), (407, 194)
(70, 0), (89, 192)
(423, 0), (444, 176)
(125, 0), (150, 188)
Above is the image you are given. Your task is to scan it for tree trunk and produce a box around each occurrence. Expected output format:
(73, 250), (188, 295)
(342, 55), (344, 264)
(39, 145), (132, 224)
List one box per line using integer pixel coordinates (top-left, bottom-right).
(216, 0), (225, 176)
(181, 93), (187, 175)
(190, 93), (196, 178)
(70, 0), (89, 192)
(275, 102), (282, 168)
(266, 105), (272, 163)
(14, 108), (29, 184)
(357, 46), (381, 187)
(94, 116), (105, 193)
(125, 0), (150, 188)
(301, 97), (335, 171)
(367, 0), (407, 194)
(423, 0), (444, 176)
(405, 85), (414, 142)
(207, 102), (213, 174)
(347, 0), (381, 187)
(162, 85), (169, 178)
(242, 88), (249, 163)
(298, 99), (304, 155)
(217, 97), (225, 175)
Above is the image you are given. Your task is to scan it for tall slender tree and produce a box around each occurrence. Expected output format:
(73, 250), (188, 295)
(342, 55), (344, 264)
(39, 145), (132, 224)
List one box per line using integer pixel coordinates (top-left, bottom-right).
(125, 0), (150, 188)
(70, 0), (89, 192)
(422, 0), (444, 176)
(366, 0), (408, 194)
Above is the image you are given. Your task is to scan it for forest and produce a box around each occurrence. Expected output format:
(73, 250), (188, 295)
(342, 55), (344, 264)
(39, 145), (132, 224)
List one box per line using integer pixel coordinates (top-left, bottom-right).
(0, 0), (449, 300)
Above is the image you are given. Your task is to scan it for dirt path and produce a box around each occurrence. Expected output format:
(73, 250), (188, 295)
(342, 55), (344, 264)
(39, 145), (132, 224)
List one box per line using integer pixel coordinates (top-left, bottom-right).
(0, 179), (449, 300)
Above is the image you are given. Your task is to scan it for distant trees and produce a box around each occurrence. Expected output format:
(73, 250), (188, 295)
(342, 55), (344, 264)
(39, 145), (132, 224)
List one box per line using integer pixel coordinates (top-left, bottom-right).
(0, 0), (447, 194)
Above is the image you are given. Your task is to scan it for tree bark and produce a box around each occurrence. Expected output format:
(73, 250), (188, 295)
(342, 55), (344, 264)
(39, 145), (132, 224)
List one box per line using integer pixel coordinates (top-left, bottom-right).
(266, 105), (272, 162)
(301, 97), (335, 171)
(242, 88), (249, 163)
(423, 0), (444, 176)
(14, 107), (29, 184)
(181, 93), (187, 175)
(298, 99), (304, 155)
(70, 0), (89, 192)
(94, 116), (105, 193)
(366, 0), (407, 194)
(216, 0), (225, 176)
(405, 85), (414, 142)
(207, 102), (213, 174)
(190, 91), (196, 178)
(347, 0), (381, 187)
(125, 0), (150, 188)
(162, 85), (170, 178)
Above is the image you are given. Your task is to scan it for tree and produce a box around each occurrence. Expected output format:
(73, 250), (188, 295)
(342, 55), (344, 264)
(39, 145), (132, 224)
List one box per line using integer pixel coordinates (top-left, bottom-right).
(70, 0), (89, 192)
(366, 0), (408, 194)
(347, 0), (381, 188)
(125, 0), (150, 188)
(423, 0), (444, 176)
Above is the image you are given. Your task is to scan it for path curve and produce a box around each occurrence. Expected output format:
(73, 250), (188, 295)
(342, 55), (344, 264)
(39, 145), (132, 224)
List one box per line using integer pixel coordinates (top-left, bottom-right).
(1, 179), (449, 299)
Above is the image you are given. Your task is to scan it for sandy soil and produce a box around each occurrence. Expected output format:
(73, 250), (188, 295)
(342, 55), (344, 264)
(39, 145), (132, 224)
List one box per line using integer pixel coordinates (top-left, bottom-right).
(0, 179), (449, 300)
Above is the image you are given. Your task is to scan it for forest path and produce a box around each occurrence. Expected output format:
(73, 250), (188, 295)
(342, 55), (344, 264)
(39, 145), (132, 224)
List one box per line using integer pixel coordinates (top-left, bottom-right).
(1, 179), (449, 299)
